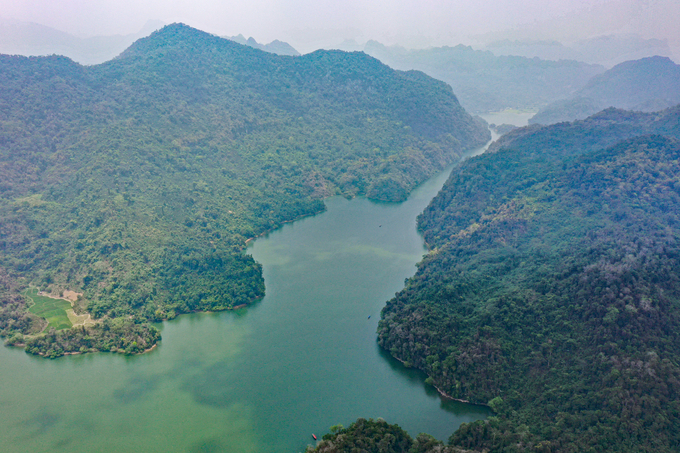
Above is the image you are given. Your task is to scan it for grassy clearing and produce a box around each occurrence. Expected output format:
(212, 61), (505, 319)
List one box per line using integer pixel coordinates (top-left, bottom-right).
(66, 309), (97, 327)
(24, 289), (73, 330)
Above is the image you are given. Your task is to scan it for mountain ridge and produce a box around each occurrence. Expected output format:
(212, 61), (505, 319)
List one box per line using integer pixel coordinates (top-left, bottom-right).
(530, 56), (680, 125)
(356, 39), (604, 114)
(226, 34), (300, 56)
(0, 23), (489, 357)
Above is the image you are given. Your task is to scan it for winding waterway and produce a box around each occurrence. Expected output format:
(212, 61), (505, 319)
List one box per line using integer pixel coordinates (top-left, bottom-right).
(0, 124), (524, 452)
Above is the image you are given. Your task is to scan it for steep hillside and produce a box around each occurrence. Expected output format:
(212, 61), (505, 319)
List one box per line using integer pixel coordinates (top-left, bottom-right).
(377, 108), (680, 451)
(531, 56), (680, 124)
(0, 24), (489, 356)
(361, 41), (604, 114)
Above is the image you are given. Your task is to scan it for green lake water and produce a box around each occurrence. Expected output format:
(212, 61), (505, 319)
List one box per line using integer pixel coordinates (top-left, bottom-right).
(0, 140), (498, 453)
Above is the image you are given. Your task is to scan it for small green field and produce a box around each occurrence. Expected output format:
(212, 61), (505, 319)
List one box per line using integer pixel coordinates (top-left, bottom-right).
(24, 289), (73, 330)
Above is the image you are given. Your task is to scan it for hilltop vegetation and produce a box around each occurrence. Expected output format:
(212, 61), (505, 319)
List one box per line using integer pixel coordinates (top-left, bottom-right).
(305, 418), (471, 453)
(0, 24), (489, 356)
(375, 107), (680, 451)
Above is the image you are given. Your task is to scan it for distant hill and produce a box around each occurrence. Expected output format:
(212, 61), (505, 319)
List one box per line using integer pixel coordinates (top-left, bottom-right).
(531, 56), (680, 124)
(0, 24), (489, 356)
(0, 18), (164, 65)
(226, 34), (300, 56)
(375, 107), (680, 451)
(486, 34), (674, 68)
(360, 41), (604, 114)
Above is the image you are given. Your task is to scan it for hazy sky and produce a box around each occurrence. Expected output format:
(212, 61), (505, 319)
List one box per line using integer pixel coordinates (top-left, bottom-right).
(1, 0), (678, 52)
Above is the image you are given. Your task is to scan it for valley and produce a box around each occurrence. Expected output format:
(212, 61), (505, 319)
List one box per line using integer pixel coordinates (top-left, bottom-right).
(0, 23), (489, 356)
(1, 14), (679, 453)
(0, 148), (493, 453)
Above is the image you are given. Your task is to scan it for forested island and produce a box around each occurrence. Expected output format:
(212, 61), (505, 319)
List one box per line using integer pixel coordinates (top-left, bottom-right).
(344, 107), (680, 452)
(0, 23), (489, 357)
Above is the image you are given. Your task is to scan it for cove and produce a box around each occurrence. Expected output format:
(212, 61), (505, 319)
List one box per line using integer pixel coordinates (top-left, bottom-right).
(0, 139), (501, 453)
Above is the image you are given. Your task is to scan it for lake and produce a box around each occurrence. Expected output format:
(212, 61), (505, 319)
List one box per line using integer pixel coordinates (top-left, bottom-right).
(478, 109), (536, 128)
(0, 136), (502, 453)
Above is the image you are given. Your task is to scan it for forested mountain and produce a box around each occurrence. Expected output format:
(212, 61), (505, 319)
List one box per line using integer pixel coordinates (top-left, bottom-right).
(531, 56), (680, 125)
(375, 107), (680, 451)
(358, 41), (604, 114)
(0, 23), (489, 356)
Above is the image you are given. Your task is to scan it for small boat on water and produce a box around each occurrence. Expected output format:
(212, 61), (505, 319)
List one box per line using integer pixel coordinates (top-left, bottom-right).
(312, 434), (317, 440)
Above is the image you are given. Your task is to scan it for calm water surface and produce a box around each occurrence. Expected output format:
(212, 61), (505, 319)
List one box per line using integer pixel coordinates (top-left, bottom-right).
(0, 139), (498, 453)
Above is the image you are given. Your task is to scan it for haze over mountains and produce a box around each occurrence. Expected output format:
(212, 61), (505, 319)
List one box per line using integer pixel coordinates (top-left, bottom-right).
(484, 34), (674, 68)
(468, 0), (680, 65)
(0, 17), (164, 65)
(352, 40), (604, 114)
(226, 34), (300, 56)
(531, 56), (680, 125)
(2, 15), (675, 119)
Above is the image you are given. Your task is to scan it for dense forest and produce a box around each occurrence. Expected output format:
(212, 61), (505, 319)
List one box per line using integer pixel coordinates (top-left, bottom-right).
(0, 23), (489, 356)
(305, 418), (472, 453)
(374, 107), (680, 451)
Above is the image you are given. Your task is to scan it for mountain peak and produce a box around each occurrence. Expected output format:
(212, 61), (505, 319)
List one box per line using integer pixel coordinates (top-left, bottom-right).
(611, 55), (677, 72)
(116, 23), (227, 59)
(140, 22), (216, 45)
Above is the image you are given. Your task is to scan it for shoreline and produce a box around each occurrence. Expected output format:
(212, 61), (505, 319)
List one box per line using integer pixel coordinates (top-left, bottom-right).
(31, 342), (159, 358)
(7, 297), (262, 359)
(244, 207), (327, 245)
(240, 155), (479, 247)
(12, 157), (480, 360)
(389, 353), (489, 406)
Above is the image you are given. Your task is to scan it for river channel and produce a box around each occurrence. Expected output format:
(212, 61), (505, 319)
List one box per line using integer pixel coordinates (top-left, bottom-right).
(0, 116), (536, 452)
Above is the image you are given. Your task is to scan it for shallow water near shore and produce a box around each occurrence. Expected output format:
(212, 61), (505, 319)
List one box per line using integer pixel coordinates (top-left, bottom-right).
(0, 137), (500, 453)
